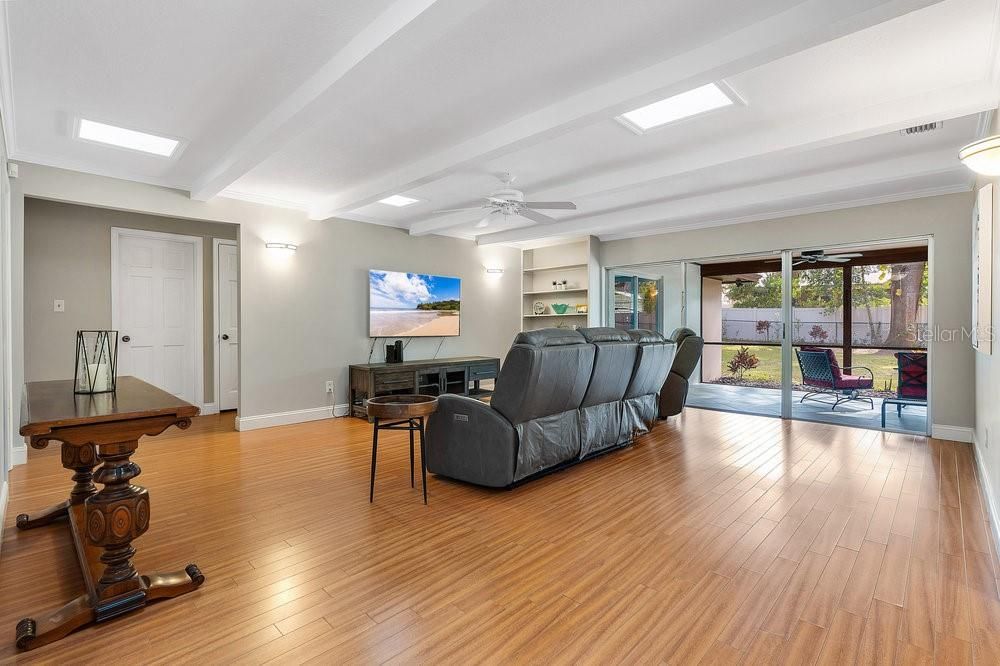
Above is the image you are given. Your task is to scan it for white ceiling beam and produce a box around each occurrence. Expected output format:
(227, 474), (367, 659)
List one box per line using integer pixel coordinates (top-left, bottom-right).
(475, 149), (966, 245)
(310, 0), (945, 220)
(419, 79), (996, 240)
(520, 82), (999, 205)
(189, 0), (446, 201)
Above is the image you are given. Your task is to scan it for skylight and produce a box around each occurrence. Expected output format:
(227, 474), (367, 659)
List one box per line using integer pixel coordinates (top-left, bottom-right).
(617, 83), (736, 134)
(378, 194), (420, 207)
(77, 119), (179, 157)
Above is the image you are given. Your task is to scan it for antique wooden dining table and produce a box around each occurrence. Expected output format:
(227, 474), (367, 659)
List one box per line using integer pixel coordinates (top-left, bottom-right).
(14, 376), (203, 651)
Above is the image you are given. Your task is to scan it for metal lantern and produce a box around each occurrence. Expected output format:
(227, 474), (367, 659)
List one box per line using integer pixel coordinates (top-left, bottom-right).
(74, 330), (118, 394)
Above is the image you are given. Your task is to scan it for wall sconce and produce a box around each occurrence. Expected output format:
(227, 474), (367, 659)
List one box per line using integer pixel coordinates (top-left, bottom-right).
(485, 267), (504, 275)
(960, 135), (1000, 176)
(266, 242), (297, 254)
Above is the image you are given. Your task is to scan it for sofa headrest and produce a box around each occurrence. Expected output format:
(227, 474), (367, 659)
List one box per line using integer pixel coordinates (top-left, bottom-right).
(513, 328), (586, 347)
(578, 327), (632, 343)
(669, 327), (697, 343)
(628, 329), (666, 344)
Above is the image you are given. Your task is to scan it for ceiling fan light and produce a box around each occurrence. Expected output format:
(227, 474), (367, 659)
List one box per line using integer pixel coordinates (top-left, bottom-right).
(959, 135), (1000, 176)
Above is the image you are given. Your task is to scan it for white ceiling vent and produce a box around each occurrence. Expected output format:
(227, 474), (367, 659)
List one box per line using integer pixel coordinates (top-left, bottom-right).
(899, 122), (942, 135)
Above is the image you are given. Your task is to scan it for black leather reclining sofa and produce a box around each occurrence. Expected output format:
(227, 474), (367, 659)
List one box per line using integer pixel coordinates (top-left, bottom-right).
(424, 327), (675, 487)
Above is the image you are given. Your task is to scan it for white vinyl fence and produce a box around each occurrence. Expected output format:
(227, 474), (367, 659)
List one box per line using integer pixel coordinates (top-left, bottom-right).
(720, 306), (928, 347)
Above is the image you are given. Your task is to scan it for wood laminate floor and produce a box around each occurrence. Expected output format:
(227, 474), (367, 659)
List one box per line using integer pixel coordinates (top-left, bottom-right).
(1, 408), (999, 664)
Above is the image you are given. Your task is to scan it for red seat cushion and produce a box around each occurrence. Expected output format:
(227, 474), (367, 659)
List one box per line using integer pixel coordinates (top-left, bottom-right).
(837, 374), (873, 390)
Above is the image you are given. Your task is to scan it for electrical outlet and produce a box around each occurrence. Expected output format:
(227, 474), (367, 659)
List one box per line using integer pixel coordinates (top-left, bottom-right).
(53, 299), (65, 312)
(325, 381), (334, 394)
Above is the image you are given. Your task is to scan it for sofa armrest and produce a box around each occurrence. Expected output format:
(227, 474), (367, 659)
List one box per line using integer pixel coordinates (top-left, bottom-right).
(425, 395), (518, 488)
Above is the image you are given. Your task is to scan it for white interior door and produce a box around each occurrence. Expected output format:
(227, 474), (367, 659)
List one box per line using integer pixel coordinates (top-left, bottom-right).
(217, 241), (239, 411)
(113, 229), (201, 404)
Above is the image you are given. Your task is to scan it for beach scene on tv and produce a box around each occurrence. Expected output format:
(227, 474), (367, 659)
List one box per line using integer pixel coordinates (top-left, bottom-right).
(369, 270), (461, 337)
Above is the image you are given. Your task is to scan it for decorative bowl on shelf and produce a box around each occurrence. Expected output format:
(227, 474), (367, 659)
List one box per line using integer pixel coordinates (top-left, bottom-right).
(551, 303), (570, 314)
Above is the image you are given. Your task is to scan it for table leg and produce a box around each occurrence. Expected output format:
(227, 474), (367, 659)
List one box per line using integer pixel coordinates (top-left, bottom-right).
(16, 443), (97, 530)
(15, 594), (93, 651)
(86, 440), (149, 619)
(370, 417), (379, 503)
(409, 422), (415, 489)
(418, 417), (428, 505)
(143, 564), (205, 601)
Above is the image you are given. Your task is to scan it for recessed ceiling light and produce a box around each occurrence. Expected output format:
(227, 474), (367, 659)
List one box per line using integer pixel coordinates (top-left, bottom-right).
(378, 194), (421, 207)
(616, 83), (737, 134)
(77, 118), (179, 157)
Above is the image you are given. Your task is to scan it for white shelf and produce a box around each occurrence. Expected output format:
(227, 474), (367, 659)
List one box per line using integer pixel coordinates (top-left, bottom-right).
(522, 262), (587, 273)
(523, 313), (588, 318)
(523, 288), (588, 295)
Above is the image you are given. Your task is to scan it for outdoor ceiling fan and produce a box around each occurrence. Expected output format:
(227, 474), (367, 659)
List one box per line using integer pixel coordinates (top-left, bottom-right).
(766, 250), (864, 267)
(430, 172), (576, 229)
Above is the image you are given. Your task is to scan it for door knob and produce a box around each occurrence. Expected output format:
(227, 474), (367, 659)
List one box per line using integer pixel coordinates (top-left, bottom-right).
(221, 334), (230, 340)
(121, 335), (131, 343)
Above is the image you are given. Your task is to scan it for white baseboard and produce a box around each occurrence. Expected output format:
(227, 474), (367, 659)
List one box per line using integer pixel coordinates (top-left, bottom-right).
(237, 404), (350, 432)
(200, 402), (219, 416)
(0, 480), (8, 553)
(931, 424), (975, 443)
(11, 443), (26, 466)
(973, 432), (1000, 563)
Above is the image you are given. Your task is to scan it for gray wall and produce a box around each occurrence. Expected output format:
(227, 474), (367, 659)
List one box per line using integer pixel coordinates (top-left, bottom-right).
(237, 217), (522, 417)
(601, 192), (976, 431)
(23, 198), (238, 402)
(974, 109), (1000, 536)
(12, 164), (523, 425)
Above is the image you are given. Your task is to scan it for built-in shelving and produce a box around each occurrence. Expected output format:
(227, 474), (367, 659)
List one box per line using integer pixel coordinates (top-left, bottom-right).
(523, 313), (588, 318)
(521, 238), (600, 332)
(523, 288), (588, 296)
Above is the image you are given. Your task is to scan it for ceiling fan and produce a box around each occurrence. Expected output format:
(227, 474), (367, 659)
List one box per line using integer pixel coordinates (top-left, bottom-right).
(766, 250), (864, 267)
(431, 172), (576, 229)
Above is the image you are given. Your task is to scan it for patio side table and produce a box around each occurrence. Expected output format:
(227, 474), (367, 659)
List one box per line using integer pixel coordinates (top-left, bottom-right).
(881, 397), (926, 428)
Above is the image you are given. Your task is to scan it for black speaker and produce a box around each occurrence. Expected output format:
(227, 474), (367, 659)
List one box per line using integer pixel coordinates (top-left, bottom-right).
(385, 339), (404, 364)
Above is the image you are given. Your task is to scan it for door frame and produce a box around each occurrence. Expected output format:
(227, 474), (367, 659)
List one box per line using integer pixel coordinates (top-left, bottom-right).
(110, 227), (205, 410)
(604, 234), (933, 436)
(213, 238), (238, 413)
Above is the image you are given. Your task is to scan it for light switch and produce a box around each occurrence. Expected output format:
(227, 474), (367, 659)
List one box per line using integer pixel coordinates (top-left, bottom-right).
(53, 299), (65, 312)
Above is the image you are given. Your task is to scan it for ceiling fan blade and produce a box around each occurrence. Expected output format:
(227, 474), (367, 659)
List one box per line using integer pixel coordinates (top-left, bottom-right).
(521, 201), (577, 210)
(792, 260), (806, 266)
(431, 206), (485, 214)
(518, 208), (557, 224)
(474, 212), (499, 229)
(826, 257), (851, 262)
(827, 253), (863, 259)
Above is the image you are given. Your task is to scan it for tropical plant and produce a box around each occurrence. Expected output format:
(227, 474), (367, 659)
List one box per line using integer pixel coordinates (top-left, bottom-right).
(727, 346), (759, 381)
(755, 320), (772, 341)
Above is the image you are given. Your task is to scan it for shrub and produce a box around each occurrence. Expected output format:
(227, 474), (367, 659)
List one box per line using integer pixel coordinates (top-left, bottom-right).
(727, 346), (760, 381)
(755, 320), (771, 340)
(808, 324), (829, 342)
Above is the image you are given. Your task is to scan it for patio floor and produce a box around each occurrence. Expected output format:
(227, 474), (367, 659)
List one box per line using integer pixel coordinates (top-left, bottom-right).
(687, 382), (927, 434)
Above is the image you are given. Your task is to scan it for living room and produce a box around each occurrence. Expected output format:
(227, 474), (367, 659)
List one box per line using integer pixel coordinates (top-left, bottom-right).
(2, 0), (1000, 662)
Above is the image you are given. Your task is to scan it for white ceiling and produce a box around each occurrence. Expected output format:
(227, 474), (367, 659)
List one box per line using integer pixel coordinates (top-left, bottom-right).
(3, 0), (998, 246)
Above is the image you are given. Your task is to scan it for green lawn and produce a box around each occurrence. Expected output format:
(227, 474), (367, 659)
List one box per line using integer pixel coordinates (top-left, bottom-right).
(715, 345), (905, 392)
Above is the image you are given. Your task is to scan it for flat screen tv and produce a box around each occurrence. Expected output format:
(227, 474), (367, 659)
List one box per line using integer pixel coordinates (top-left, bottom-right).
(369, 270), (461, 337)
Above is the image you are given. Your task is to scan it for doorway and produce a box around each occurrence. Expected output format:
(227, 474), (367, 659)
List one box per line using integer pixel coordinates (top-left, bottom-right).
(608, 238), (931, 435)
(214, 239), (239, 412)
(111, 228), (203, 407)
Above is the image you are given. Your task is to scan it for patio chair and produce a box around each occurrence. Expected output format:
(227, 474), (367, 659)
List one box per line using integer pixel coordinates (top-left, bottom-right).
(889, 351), (928, 417)
(795, 347), (874, 411)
